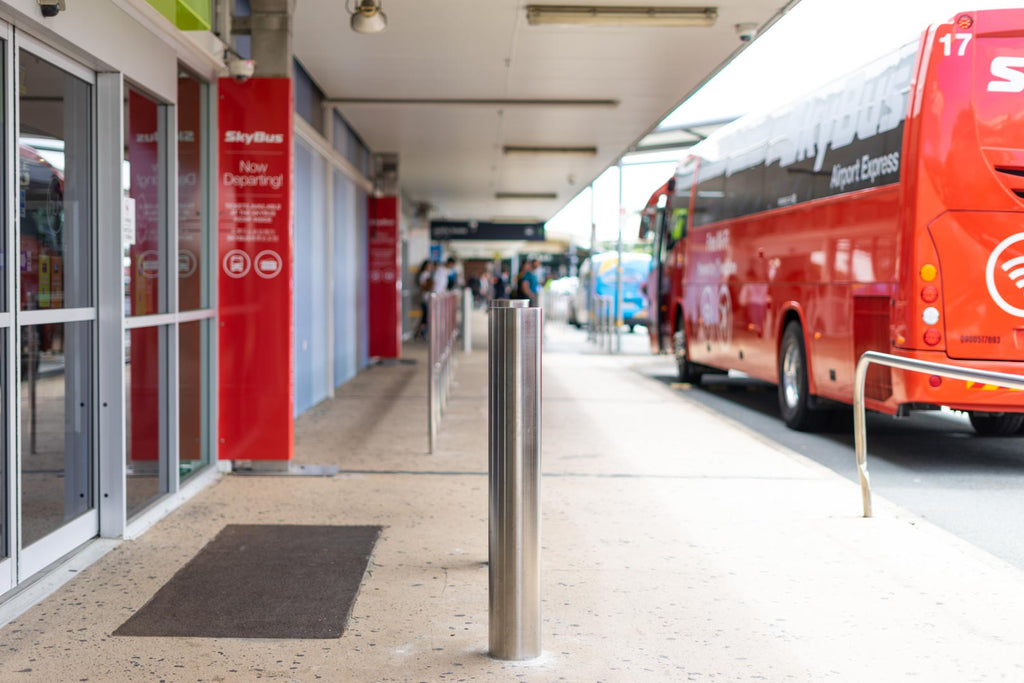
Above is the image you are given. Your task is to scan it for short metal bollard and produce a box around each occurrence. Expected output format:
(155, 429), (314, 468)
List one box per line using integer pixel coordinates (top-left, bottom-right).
(463, 288), (473, 353)
(603, 296), (613, 352)
(488, 299), (542, 660)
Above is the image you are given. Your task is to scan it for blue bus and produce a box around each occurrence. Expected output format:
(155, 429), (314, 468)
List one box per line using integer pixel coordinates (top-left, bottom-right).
(570, 251), (652, 331)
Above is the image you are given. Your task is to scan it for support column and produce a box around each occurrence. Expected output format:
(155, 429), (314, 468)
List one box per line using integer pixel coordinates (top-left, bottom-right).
(249, 0), (295, 78)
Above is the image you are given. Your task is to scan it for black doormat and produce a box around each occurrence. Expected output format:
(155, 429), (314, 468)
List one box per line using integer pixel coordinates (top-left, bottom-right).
(114, 524), (382, 639)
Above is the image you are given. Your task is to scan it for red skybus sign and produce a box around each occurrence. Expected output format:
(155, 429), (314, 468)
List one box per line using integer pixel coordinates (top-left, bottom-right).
(217, 77), (294, 461)
(368, 196), (401, 358)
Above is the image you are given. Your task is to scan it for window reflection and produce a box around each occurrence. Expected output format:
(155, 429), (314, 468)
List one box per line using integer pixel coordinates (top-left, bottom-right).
(19, 50), (92, 312)
(123, 87), (167, 518)
(20, 322), (92, 548)
(178, 72), (205, 311)
(124, 88), (165, 317)
(179, 320), (208, 480)
(125, 325), (163, 518)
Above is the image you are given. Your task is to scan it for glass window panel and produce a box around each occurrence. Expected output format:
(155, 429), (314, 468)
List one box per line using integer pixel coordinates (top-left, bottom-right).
(20, 321), (92, 548)
(179, 319), (208, 481)
(123, 87), (166, 316)
(125, 324), (165, 518)
(0, 335), (6, 559)
(177, 71), (206, 311)
(19, 50), (92, 311)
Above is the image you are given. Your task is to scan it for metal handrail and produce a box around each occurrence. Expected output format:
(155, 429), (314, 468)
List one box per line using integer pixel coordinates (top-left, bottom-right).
(854, 350), (1024, 517)
(428, 290), (460, 453)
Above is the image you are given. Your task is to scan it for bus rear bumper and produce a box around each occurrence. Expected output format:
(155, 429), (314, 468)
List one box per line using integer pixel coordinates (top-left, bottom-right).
(884, 349), (1024, 413)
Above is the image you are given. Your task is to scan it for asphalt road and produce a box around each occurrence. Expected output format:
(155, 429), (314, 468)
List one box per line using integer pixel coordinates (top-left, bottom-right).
(635, 361), (1024, 570)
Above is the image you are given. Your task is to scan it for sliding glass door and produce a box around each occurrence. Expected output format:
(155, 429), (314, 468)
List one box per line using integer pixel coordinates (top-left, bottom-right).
(16, 39), (98, 578)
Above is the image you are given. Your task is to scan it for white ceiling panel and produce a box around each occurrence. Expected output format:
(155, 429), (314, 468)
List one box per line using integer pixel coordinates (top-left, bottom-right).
(294, 0), (800, 227)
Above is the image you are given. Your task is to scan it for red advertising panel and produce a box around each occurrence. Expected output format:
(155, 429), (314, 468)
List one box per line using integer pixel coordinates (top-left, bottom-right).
(127, 90), (160, 463)
(178, 74), (203, 463)
(368, 196), (401, 358)
(218, 78), (294, 460)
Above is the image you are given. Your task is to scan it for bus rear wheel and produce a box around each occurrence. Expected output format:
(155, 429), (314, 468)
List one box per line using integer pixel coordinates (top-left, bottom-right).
(674, 325), (702, 385)
(778, 322), (825, 431)
(968, 412), (1024, 436)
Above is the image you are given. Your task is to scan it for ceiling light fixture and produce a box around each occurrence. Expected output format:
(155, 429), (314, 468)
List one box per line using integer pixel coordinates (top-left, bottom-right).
(350, 0), (388, 34)
(526, 5), (717, 27)
(503, 145), (598, 155)
(495, 192), (558, 200)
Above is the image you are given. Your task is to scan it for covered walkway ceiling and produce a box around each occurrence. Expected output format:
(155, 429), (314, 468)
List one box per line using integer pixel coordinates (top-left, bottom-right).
(293, 1), (799, 225)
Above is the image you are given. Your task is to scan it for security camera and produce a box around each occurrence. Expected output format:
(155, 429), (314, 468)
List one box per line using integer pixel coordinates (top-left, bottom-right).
(227, 58), (256, 83)
(38, 0), (66, 18)
(735, 22), (758, 43)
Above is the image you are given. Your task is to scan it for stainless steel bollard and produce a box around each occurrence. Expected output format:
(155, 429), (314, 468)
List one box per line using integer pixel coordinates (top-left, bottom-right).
(598, 296), (606, 352)
(463, 288), (473, 353)
(488, 299), (542, 660)
(427, 293), (438, 454)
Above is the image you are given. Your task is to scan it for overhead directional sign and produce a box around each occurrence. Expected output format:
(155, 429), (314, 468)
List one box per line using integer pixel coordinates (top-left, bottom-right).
(430, 220), (545, 241)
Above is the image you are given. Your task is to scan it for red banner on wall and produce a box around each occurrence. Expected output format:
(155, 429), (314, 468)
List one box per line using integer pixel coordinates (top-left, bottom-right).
(127, 90), (160, 463)
(368, 196), (401, 358)
(217, 77), (294, 461)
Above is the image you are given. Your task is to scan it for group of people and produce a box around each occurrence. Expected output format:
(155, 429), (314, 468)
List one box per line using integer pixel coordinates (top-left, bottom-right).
(414, 256), (544, 340)
(474, 259), (542, 307)
(415, 258), (458, 339)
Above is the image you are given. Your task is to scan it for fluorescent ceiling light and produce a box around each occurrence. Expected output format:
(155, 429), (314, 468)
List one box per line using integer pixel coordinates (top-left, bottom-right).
(526, 5), (717, 27)
(503, 145), (598, 155)
(495, 192), (558, 200)
(491, 217), (542, 223)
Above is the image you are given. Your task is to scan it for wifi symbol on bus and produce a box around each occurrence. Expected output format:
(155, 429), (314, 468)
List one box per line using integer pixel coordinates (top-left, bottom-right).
(1001, 256), (1024, 290)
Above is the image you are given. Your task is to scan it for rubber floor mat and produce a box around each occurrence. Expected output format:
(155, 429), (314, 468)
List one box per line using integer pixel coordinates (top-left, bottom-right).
(114, 524), (381, 638)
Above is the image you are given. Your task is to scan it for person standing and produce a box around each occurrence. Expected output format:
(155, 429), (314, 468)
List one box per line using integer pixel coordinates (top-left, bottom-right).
(431, 259), (450, 295)
(492, 268), (509, 300)
(516, 259), (539, 307)
(415, 260), (434, 339)
(445, 257), (458, 290)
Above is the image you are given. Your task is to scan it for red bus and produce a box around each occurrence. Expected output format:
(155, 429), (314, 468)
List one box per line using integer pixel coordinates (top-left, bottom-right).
(646, 8), (1024, 435)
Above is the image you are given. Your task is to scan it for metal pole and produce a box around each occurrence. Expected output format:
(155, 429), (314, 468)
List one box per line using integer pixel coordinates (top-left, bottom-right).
(463, 287), (473, 353)
(853, 356), (872, 518)
(615, 160), (624, 354)
(588, 184), (596, 340)
(488, 299), (542, 661)
(427, 293), (437, 454)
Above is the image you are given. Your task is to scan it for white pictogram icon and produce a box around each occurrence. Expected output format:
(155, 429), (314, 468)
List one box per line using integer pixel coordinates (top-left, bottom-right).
(138, 250), (159, 279)
(986, 232), (1024, 317)
(223, 249), (251, 279)
(255, 250), (283, 279)
(179, 250), (197, 277)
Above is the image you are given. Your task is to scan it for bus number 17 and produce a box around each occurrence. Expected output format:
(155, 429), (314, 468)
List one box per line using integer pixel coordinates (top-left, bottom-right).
(939, 32), (972, 57)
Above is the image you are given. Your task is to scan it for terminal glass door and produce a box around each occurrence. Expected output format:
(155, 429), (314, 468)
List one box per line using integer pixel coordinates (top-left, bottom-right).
(16, 43), (97, 578)
(0, 29), (9, 592)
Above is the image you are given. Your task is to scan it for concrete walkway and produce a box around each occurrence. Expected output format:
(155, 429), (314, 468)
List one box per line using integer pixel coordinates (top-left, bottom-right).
(2, 311), (1024, 681)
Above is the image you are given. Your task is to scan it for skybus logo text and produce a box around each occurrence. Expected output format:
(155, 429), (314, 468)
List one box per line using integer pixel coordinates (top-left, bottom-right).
(987, 57), (1024, 93)
(223, 130), (285, 145)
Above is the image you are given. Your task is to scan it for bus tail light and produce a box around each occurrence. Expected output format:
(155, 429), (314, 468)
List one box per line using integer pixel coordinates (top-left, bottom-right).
(921, 285), (938, 303)
(924, 328), (942, 346)
(929, 375), (942, 387)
